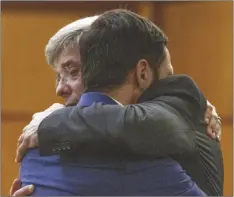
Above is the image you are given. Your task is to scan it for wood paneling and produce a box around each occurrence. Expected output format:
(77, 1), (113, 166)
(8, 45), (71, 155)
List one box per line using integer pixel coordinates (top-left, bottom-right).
(1, 122), (26, 196)
(160, 2), (232, 117)
(159, 2), (233, 195)
(1, 1), (137, 13)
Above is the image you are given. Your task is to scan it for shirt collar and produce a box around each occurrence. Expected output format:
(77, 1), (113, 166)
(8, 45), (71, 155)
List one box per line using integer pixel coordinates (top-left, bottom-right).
(77, 92), (121, 107)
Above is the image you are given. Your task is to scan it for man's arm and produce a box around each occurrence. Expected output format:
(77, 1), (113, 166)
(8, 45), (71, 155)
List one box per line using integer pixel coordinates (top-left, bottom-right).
(37, 98), (195, 156)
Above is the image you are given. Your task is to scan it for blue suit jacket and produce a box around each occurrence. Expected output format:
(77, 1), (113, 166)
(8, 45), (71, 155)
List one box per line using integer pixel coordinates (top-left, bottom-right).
(20, 92), (206, 196)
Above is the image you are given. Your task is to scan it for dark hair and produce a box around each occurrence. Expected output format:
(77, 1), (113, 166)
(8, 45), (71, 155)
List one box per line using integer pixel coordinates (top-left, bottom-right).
(79, 9), (168, 91)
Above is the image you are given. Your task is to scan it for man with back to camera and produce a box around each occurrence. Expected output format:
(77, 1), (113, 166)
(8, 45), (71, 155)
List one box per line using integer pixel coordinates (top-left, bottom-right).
(11, 10), (223, 196)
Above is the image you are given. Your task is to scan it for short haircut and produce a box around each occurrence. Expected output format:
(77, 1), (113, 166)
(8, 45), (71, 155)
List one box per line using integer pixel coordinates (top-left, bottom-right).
(45, 15), (99, 67)
(79, 9), (168, 91)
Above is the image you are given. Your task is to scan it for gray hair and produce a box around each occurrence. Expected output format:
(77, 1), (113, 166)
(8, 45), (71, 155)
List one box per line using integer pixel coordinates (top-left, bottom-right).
(45, 15), (99, 67)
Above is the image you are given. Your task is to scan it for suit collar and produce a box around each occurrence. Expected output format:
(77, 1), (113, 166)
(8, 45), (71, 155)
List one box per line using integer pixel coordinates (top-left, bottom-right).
(77, 92), (118, 107)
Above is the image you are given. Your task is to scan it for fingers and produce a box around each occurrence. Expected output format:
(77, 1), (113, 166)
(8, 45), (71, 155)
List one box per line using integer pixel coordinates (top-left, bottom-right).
(205, 101), (222, 141)
(12, 185), (34, 196)
(206, 115), (222, 141)
(17, 134), (24, 148)
(207, 117), (217, 139)
(15, 136), (29, 163)
(214, 117), (222, 141)
(16, 126), (39, 162)
(206, 125), (217, 140)
(204, 105), (213, 124)
(15, 103), (64, 163)
(9, 179), (21, 196)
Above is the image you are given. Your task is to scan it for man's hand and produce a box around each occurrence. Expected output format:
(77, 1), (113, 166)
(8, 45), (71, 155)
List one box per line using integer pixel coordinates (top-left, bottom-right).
(15, 103), (65, 162)
(10, 179), (34, 196)
(204, 100), (222, 141)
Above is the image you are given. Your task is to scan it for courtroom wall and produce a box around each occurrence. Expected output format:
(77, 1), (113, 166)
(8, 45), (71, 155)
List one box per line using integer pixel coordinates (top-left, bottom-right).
(158, 2), (233, 195)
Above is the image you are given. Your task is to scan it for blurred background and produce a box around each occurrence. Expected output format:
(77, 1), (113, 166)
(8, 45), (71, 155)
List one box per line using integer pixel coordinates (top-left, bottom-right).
(1, 1), (233, 196)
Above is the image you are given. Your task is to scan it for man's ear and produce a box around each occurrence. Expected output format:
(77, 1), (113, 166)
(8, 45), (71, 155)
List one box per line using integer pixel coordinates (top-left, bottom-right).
(135, 59), (153, 90)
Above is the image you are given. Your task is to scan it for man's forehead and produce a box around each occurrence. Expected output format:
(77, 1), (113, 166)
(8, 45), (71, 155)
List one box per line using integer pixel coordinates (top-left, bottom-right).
(55, 48), (81, 71)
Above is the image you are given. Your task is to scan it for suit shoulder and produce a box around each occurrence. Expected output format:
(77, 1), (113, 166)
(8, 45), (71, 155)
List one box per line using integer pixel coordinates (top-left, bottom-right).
(171, 75), (204, 102)
(171, 74), (200, 90)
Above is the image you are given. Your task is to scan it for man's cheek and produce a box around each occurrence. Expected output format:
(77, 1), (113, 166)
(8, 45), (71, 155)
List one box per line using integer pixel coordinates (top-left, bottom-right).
(72, 80), (84, 93)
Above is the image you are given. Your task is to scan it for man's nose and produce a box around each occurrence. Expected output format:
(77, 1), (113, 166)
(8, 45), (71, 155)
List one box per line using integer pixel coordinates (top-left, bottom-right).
(56, 83), (72, 98)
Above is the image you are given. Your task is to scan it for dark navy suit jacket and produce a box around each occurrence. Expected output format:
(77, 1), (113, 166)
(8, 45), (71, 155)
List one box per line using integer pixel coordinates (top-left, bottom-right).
(20, 91), (206, 196)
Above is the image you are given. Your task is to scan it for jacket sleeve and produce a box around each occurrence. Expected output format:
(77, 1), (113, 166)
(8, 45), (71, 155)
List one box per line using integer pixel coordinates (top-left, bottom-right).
(38, 98), (196, 156)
